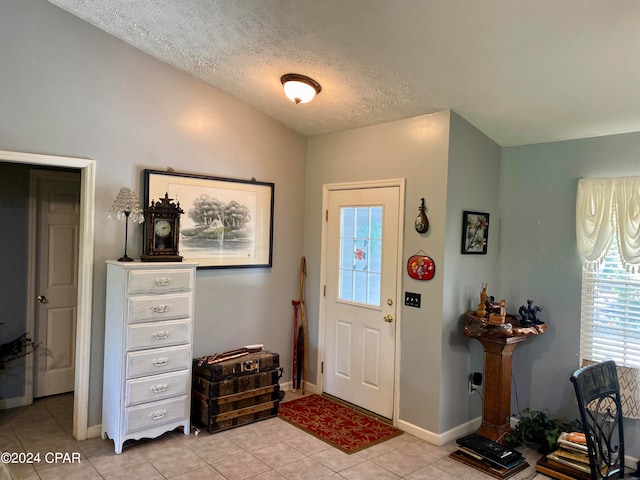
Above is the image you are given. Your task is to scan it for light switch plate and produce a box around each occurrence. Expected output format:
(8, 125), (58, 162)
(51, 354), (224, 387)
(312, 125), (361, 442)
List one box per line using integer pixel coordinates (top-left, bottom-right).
(405, 292), (421, 308)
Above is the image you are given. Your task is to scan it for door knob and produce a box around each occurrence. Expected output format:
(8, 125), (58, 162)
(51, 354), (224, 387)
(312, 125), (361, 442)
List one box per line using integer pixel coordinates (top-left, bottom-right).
(383, 314), (393, 323)
(37, 295), (48, 304)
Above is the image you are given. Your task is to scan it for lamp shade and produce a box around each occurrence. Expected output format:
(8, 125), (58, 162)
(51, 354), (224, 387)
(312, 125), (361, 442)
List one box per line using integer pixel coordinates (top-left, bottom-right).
(108, 186), (144, 262)
(108, 187), (144, 224)
(281, 74), (322, 104)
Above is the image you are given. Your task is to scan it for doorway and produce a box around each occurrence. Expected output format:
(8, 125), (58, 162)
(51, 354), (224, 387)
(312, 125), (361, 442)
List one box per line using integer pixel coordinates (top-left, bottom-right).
(0, 150), (95, 441)
(319, 179), (404, 421)
(31, 169), (80, 398)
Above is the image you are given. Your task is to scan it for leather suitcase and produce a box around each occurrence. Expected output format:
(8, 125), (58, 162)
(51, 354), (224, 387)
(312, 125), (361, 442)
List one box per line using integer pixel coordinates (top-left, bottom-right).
(192, 369), (282, 398)
(193, 351), (280, 381)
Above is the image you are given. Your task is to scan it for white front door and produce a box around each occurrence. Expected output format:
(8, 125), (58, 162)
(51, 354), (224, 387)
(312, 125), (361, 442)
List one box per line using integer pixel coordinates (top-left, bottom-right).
(323, 184), (401, 419)
(34, 170), (80, 398)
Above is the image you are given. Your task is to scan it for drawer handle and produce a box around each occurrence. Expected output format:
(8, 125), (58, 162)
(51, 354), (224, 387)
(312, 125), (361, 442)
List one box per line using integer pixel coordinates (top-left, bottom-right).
(153, 357), (168, 367)
(155, 277), (172, 286)
(153, 331), (169, 340)
(151, 384), (168, 394)
(151, 409), (167, 420)
(150, 304), (169, 313)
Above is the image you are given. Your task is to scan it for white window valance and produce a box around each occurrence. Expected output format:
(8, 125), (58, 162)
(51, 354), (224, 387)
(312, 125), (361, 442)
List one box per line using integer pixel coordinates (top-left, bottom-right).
(576, 177), (640, 271)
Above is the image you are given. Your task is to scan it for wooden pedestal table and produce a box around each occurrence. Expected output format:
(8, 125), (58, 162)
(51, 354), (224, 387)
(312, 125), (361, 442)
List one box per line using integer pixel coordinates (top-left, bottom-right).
(464, 313), (546, 445)
(474, 335), (527, 444)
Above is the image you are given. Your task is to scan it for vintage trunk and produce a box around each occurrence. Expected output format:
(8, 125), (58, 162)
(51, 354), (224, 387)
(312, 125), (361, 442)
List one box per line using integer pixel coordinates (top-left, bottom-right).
(193, 351), (280, 381)
(192, 369), (281, 398)
(191, 350), (281, 433)
(192, 397), (280, 433)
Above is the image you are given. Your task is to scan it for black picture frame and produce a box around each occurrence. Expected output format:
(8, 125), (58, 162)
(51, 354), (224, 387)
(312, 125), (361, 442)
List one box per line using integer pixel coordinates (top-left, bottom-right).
(144, 169), (274, 269)
(461, 211), (489, 255)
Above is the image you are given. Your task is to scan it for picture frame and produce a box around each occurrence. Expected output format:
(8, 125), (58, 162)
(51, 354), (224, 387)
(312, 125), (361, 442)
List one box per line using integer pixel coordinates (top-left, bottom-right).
(143, 169), (274, 269)
(461, 211), (489, 255)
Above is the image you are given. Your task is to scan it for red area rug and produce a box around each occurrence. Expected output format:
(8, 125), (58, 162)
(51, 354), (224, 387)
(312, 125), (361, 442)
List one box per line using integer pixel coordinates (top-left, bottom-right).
(278, 394), (402, 454)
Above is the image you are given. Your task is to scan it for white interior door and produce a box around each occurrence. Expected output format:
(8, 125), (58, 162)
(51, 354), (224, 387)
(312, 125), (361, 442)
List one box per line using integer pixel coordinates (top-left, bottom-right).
(34, 170), (80, 398)
(323, 185), (401, 419)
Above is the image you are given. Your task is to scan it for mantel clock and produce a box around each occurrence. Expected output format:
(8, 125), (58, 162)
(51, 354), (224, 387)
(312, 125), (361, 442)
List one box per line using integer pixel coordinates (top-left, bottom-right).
(141, 192), (184, 262)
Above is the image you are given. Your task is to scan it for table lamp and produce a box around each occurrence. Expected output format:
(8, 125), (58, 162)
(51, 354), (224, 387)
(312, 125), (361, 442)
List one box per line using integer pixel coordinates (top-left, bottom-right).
(108, 187), (144, 261)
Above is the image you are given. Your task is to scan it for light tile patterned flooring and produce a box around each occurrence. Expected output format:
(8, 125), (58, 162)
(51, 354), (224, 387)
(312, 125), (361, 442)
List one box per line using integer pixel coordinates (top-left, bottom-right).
(0, 392), (550, 480)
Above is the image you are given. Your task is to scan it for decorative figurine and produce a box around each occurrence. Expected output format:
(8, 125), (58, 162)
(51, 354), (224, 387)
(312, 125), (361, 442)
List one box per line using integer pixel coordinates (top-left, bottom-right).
(518, 299), (543, 326)
(488, 298), (507, 325)
(476, 283), (488, 317)
(475, 283), (508, 325)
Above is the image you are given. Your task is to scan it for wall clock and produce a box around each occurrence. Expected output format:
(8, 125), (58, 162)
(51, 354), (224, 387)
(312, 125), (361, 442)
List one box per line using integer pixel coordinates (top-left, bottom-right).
(141, 193), (184, 262)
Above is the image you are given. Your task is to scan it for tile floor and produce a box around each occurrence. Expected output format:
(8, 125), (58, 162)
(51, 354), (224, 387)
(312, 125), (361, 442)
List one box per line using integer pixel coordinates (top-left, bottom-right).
(0, 392), (550, 480)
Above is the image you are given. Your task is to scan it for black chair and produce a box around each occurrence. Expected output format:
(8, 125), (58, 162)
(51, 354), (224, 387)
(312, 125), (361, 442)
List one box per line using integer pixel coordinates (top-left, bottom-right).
(570, 360), (639, 479)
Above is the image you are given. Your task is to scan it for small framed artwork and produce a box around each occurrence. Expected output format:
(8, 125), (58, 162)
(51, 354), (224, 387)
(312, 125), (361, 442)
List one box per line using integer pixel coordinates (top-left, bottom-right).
(144, 169), (274, 269)
(461, 211), (489, 255)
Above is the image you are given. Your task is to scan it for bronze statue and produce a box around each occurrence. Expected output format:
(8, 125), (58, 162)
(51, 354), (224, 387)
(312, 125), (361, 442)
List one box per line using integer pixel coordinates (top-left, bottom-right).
(518, 299), (542, 326)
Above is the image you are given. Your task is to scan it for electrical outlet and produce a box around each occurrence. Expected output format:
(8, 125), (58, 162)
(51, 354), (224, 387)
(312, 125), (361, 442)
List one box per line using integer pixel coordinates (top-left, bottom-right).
(468, 372), (482, 395)
(468, 380), (480, 395)
(405, 292), (421, 308)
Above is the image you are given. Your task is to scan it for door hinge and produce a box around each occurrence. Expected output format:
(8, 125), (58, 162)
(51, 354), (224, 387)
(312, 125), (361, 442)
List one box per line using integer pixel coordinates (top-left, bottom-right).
(325, 209), (328, 221)
(323, 285), (326, 296)
(321, 361), (324, 374)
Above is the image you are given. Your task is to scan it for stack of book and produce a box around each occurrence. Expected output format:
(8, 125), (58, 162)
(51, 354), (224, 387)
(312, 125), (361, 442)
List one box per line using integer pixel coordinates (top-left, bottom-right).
(535, 432), (592, 480)
(450, 433), (529, 479)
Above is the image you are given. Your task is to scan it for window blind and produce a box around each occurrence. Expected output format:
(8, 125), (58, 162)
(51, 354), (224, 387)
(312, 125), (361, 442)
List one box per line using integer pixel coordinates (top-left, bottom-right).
(580, 231), (640, 369)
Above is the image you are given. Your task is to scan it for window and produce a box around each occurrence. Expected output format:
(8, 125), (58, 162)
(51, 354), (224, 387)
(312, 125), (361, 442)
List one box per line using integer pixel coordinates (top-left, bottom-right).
(580, 229), (640, 369)
(577, 177), (640, 419)
(577, 177), (640, 369)
(338, 206), (382, 306)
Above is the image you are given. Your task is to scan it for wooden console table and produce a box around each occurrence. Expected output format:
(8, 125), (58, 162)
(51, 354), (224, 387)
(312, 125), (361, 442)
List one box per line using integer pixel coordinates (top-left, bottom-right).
(464, 312), (546, 445)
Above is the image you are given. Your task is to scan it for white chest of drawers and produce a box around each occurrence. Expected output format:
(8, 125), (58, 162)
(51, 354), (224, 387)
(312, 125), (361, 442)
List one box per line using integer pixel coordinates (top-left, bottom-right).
(102, 261), (197, 454)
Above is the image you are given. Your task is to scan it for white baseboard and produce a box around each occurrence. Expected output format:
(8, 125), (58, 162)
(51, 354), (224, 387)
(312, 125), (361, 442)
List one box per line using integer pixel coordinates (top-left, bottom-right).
(0, 395), (31, 410)
(397, 416), (482, 447)
(86, 424), (102, 439)
(280, 381), (318, 395)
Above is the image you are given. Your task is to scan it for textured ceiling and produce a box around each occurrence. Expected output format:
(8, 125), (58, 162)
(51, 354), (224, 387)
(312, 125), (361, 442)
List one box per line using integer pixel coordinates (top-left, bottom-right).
(47, 0), (640, 146)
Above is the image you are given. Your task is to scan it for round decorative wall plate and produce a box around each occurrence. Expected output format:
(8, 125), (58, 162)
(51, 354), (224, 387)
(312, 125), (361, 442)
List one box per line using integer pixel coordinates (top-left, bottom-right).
(407, 254), (435, 281)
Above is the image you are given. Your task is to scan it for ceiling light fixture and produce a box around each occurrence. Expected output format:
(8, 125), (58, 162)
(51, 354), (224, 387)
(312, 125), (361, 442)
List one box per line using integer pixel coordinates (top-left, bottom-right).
(281, 73), (322, 104)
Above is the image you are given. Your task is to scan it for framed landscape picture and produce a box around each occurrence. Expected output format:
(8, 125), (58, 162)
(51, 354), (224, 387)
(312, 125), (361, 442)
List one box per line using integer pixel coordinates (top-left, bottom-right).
(461, 210), (489, 255)
(144, 169), (274, 269)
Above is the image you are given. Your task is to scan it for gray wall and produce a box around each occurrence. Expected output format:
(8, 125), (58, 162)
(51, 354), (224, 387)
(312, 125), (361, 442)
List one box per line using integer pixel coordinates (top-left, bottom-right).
(304, 112), (502, 438)
(499, 132), (640, 457)
(440, 112), (502, 432)
(305, 112), (451, 433)
(0, 0), (307, 427)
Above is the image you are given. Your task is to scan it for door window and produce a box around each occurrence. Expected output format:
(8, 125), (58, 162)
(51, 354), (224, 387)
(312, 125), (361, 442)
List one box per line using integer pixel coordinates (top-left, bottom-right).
(338, 206), (382, 306)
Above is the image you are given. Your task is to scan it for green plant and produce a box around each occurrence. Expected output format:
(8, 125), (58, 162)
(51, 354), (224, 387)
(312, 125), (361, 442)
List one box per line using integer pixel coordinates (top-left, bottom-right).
(506, 408), (581, 453)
